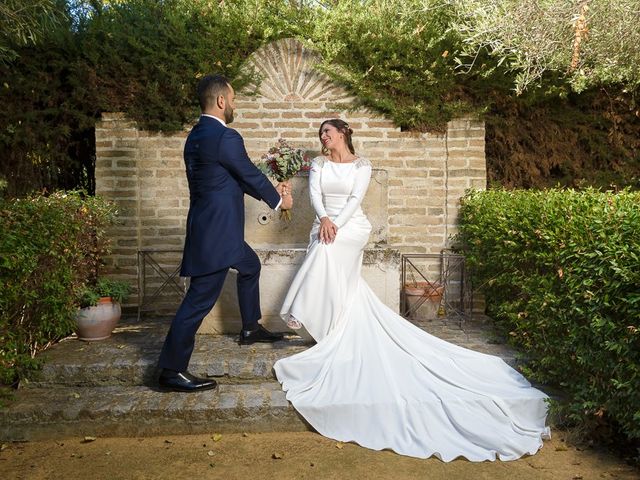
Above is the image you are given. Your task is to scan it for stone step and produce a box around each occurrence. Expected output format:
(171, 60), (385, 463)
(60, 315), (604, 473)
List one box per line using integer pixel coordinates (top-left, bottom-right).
(30, 318), (518, 388)
(0, 315), (529, 442)
(29, 318), (310, 388)
(29, 316), (520, 388)
(0, 382), (309, 441)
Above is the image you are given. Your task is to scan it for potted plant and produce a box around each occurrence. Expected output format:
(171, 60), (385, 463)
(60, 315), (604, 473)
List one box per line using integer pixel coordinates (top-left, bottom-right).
(75, 278), (131, 341)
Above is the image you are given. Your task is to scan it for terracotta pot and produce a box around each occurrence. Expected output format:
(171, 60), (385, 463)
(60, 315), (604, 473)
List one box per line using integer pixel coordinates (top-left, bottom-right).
(403, 285), (426, 296)
(403, 282), (444, 301)
(75, 297), (122, 341)
(403, 283), (444, 321)
(425, 284), (445, 302)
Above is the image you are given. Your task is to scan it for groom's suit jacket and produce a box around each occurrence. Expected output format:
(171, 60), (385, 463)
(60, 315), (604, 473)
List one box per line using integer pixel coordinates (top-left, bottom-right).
(180, 115), (280, 277)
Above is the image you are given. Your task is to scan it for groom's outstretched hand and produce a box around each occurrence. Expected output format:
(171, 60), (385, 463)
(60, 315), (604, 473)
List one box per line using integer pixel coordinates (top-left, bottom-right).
(281, 192), (293, 210)
(319, 216), (338, 244)
(277, 181), (293, 210)
(276, 180), (291, 195)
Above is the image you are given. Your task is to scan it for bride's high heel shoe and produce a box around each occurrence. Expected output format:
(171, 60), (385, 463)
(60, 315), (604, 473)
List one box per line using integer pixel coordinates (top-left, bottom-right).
(286, 315), (303, 330)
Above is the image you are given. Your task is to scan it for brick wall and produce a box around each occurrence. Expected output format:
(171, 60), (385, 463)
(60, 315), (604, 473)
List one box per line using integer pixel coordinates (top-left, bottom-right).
(95, 38), (486, 310)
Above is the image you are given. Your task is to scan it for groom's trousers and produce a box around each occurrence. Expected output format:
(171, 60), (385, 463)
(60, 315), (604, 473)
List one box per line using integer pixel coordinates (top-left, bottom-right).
(158, 242), (262, 373)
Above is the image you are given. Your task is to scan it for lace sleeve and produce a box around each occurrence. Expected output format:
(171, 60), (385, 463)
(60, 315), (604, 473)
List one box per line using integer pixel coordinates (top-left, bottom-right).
(309, 157), (328, 220)
(354, 157), (372, 168)
(333, 162), (372, 228)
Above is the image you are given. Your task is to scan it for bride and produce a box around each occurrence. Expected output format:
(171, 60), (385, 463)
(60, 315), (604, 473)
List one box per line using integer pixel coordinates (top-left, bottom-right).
(273, 119), (551, 462)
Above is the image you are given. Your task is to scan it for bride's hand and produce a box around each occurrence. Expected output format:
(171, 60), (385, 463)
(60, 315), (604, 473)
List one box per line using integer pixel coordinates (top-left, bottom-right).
(319, 217), (338, 244)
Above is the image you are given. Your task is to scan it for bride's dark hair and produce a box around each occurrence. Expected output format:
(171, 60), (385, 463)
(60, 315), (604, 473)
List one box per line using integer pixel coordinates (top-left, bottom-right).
(319, 119), (355, 155)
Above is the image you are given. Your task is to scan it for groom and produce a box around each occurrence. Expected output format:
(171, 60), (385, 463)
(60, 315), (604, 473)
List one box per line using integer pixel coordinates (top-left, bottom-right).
(157, 75), (292, 392)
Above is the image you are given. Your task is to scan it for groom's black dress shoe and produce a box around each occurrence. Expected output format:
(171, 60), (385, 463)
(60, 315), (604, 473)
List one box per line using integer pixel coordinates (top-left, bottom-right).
(239, 324), (284, 345)
(158, 370), (218, 392)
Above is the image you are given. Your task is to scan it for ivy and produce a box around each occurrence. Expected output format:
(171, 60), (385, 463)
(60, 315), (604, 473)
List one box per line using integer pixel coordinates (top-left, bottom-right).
(0, 0), (311, 195)
(308, 0), (491, 132)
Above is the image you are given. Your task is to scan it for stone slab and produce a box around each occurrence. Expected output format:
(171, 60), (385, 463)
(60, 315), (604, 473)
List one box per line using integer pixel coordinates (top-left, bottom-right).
(28, 319), (309, 388)
(28, 315), (520, 389)
(0, 315), (531, 442)
(0, 383), (308, 442)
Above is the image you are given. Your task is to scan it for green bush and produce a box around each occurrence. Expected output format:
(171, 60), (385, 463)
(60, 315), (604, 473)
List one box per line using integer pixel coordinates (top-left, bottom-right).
(0, 190), (117, 384)
(457, 188), (640, 442)
(309, 0), (482, 132)
(82, 0), (311, 132)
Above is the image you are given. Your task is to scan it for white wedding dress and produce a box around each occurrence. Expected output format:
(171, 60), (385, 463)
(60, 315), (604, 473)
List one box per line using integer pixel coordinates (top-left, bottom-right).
(273, 156), (551, 462)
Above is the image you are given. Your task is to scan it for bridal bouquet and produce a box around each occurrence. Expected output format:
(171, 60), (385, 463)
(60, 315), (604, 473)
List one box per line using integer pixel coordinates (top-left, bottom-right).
(256, 138), (310, 221)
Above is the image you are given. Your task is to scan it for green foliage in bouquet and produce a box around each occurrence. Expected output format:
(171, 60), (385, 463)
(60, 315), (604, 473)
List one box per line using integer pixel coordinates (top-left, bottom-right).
(256, 139), (310, 221)
(256, 139), (310, 183)
(456, 188), (640, 444)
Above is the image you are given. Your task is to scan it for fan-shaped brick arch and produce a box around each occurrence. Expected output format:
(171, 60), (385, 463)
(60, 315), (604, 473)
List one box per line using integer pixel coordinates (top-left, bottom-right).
(246, 38), (346, 103)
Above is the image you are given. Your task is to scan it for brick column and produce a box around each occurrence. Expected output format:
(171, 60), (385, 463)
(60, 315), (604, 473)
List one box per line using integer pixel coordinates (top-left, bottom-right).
(95, 113), (140, 304)
(445, 117), (487, 243)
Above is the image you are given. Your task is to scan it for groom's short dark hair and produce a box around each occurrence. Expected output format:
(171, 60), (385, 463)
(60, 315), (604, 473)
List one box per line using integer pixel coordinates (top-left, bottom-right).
(197, 75), (230, 111)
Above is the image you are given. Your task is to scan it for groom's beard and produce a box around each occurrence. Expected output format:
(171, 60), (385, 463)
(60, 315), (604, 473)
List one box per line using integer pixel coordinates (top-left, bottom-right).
(224, 104), (234, 124)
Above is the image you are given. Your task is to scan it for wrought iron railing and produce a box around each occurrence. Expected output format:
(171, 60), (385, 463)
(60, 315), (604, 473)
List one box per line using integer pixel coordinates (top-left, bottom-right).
(400, 251), (472, 326)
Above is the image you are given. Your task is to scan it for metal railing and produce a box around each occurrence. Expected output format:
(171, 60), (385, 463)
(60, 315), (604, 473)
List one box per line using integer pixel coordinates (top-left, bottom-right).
(137, 248), (187, 321)
(400, 251), (471, 326)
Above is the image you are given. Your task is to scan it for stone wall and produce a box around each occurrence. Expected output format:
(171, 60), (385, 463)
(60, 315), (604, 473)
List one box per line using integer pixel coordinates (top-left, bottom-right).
(95, 38), (486, 327)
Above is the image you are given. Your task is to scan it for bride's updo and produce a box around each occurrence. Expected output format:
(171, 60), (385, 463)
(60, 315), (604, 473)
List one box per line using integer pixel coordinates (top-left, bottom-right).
(319, 119), (355, 155)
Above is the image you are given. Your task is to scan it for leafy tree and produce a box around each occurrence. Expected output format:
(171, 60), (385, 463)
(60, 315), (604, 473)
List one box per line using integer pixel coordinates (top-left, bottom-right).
(452, 0), (640, 94)
(308, 0), (487, 131)
(0, 0), (63, 64)
(0, 0), (312, 195)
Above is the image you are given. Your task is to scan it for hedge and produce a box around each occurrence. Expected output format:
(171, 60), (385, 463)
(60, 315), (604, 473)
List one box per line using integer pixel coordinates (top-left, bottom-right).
(457, 188), (640, 442)
(0, 191), (117, 384)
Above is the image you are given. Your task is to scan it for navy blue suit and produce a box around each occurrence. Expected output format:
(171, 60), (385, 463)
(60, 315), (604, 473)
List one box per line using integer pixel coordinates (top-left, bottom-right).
(158, 116), (281, 372)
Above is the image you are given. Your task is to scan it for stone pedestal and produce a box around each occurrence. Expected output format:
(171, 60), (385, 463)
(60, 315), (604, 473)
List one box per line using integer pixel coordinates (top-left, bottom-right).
(200, 248), (400, 334)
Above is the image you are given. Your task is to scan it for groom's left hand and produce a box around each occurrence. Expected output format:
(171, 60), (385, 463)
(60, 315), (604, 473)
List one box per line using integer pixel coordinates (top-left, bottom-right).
(276, 180), (291, 195)
(276, 181), (293, 209)
(281, 191), (293, 210)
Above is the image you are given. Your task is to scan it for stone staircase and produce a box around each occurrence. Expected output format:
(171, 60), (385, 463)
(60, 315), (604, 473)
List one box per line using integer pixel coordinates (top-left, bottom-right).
(0, 316), (519, 441)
